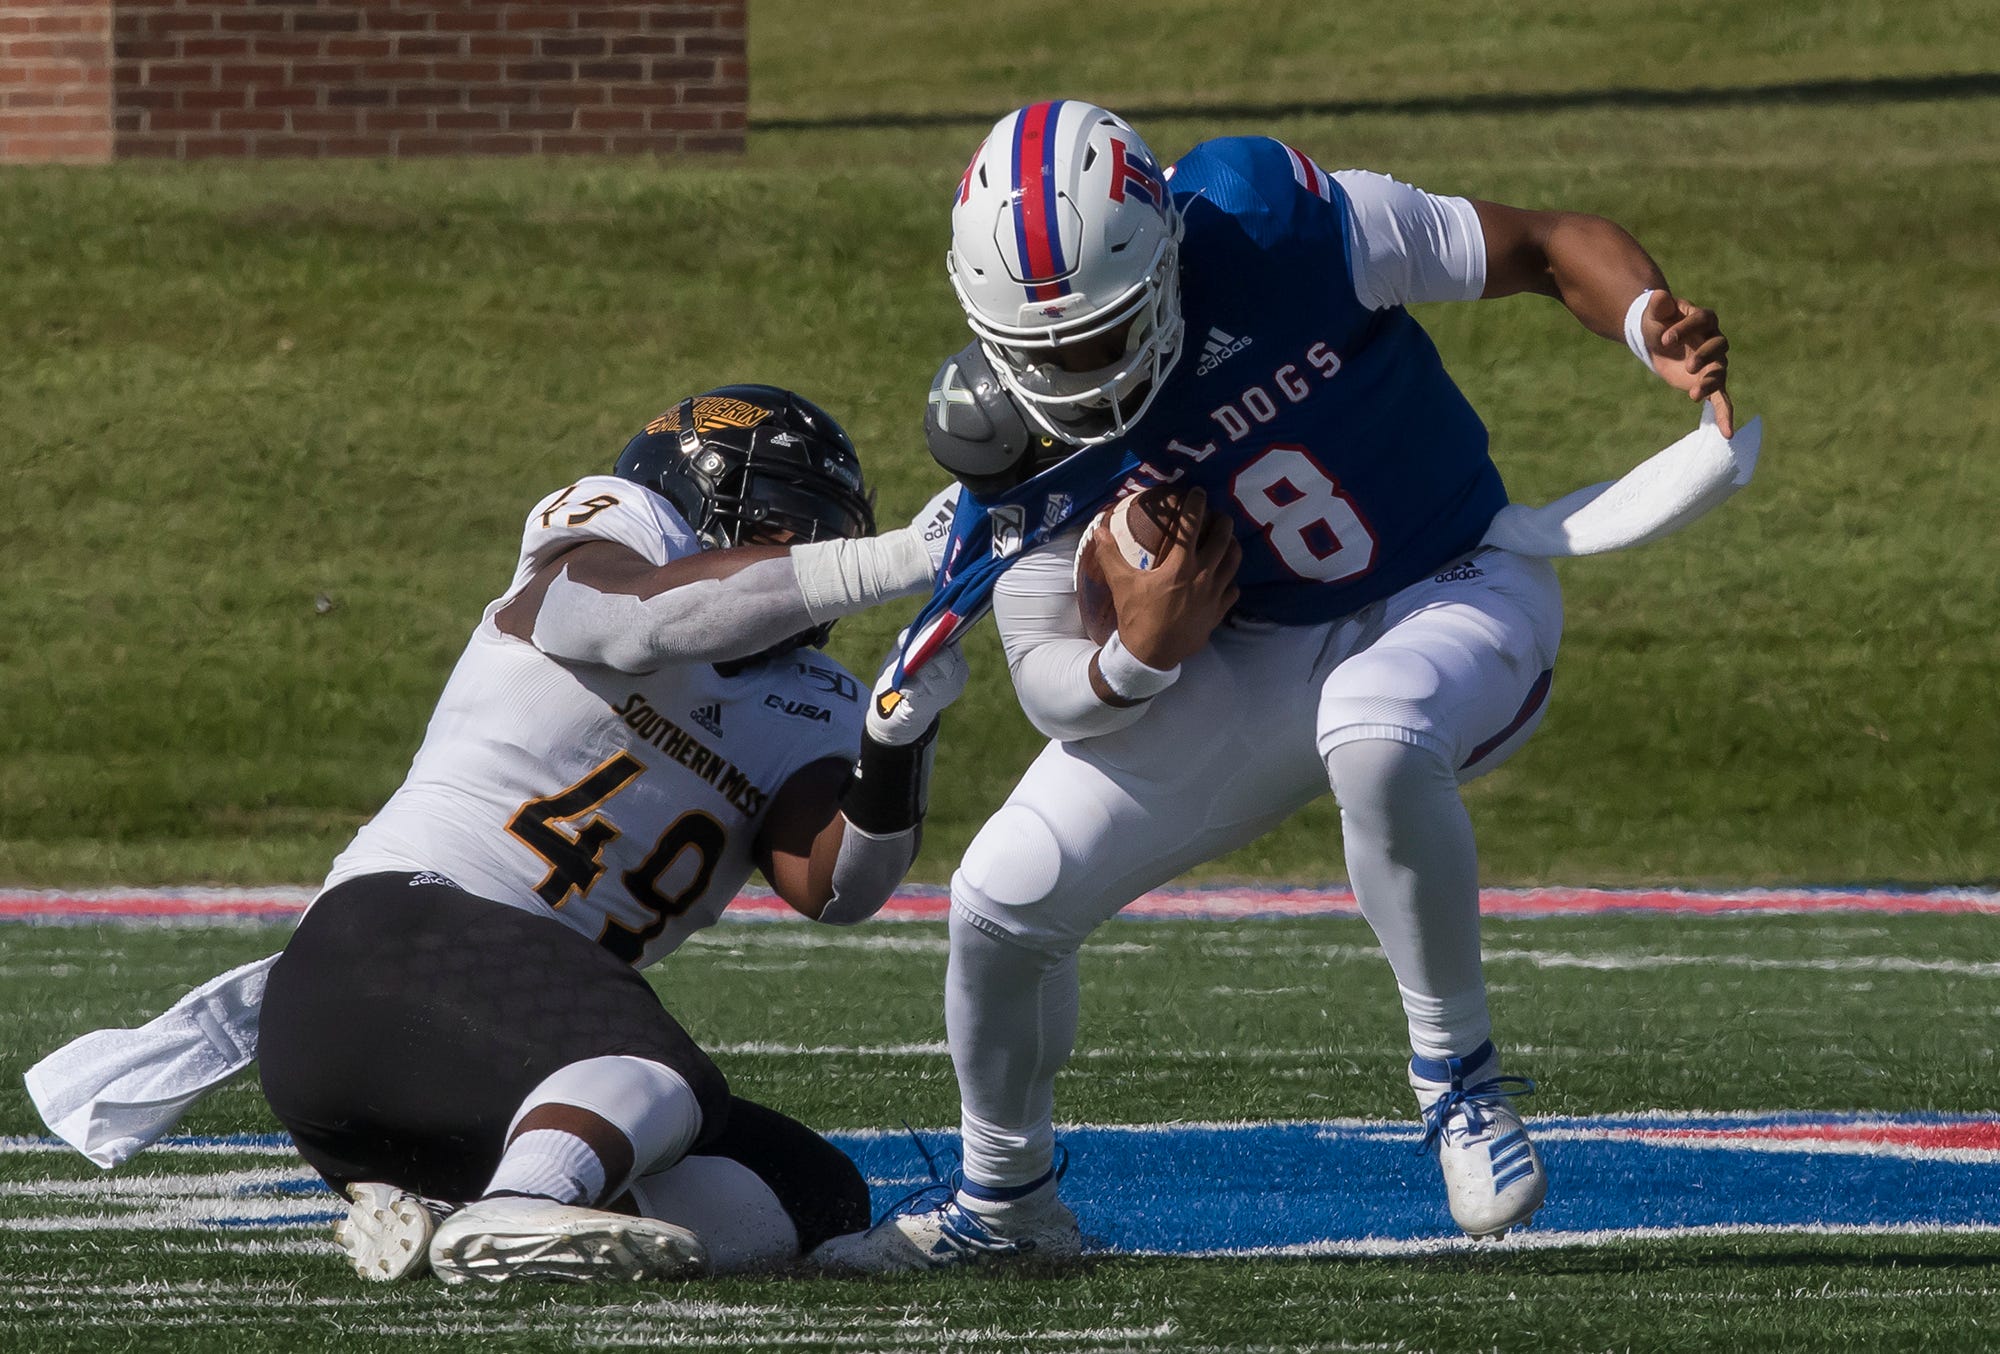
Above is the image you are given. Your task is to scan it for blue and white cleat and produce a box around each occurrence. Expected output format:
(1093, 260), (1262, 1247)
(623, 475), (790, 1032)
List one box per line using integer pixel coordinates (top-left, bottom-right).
(1409, 1041), (1547, 1239)
(809, 1170), (1081, 1273)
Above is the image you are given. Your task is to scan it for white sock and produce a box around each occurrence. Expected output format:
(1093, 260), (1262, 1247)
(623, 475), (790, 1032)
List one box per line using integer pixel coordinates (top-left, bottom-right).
(482, 1055), (705, 1206)
(946, 906), (1078, 1191)
(485, 1127), (607, 1203)
(1326, 737), (1493, 1060)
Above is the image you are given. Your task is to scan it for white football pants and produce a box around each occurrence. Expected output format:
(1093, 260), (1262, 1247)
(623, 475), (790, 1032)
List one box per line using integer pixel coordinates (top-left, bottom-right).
(947, 548), (1562, 1189)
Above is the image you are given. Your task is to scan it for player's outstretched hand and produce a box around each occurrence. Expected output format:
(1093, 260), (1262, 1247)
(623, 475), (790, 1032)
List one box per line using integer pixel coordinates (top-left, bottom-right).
(1095, 486), (1242, 670)
(868, 640), (970, 745)
(1641, 288), (1735, 436)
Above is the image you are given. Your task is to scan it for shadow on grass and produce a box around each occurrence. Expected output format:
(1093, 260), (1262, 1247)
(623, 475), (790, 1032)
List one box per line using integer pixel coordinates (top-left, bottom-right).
(757, 71), (2000, 132)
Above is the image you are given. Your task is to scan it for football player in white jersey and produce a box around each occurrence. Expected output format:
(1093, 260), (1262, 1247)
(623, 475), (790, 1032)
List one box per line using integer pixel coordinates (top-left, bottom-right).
(816, 102), (1742, 1270)
(257, 385), (968, 1284)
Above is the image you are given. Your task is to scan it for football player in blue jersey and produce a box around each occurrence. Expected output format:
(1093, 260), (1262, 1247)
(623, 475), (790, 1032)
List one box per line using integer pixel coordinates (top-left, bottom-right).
(816, 99), (1739, 1269)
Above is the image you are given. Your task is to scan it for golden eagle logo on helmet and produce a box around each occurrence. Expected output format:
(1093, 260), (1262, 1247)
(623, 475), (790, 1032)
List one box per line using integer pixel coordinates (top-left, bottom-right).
(646, 397), (775, 437)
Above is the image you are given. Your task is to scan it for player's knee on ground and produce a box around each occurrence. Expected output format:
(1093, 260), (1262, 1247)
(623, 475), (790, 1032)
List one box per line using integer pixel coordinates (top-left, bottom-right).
(618, 1095), (869, 1264)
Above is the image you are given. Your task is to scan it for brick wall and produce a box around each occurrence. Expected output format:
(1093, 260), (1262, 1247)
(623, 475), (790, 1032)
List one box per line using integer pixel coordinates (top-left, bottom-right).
(0, 2), (115, 163)
(0, 1), (746, 162)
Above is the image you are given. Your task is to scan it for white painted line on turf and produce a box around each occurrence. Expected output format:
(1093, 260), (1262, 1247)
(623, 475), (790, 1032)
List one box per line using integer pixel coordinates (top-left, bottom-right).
(1481, 946), (2000, 977)
(1165, 1220), (2000, 1258)
(711, 1039), (952, 1056)
(2, 1200), (337, 1231)
(0, 1134), (298, 1156)
(0, 1166), (319, 1198)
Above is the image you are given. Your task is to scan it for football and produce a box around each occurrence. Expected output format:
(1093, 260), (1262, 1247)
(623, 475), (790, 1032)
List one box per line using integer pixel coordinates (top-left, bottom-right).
(1074, 485), (1184, 644)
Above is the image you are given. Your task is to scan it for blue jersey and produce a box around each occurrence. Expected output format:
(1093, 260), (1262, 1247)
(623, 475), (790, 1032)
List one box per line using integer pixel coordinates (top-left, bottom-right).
(1117, 136), (1506, 624)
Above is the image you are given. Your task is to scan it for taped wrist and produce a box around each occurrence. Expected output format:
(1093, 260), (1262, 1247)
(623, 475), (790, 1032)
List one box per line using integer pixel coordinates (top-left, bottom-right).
(790, 530), (932, 626)
(839, 719), (938, 836)
(1097, 631), (1181, 702)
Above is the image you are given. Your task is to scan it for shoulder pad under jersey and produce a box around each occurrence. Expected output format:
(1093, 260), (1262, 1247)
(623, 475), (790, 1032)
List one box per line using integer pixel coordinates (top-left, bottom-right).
(924, 342), (1056, 497)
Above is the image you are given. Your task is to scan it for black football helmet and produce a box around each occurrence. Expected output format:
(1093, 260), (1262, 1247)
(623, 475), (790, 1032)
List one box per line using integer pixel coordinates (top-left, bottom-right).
(613, 384), (876, 549)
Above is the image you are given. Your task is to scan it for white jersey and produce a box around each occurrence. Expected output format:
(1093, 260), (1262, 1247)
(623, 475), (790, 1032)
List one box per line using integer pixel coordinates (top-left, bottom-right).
(324, 475), (865, 968)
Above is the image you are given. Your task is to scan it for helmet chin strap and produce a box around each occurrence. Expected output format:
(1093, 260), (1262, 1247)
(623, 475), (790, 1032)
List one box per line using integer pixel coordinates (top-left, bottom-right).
(993, 331), (1182, 448)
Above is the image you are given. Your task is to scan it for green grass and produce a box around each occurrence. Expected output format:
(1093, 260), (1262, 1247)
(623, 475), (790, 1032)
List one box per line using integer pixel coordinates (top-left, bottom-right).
(4, 1), (1998, 886)
(3, 915), (1997, 1350)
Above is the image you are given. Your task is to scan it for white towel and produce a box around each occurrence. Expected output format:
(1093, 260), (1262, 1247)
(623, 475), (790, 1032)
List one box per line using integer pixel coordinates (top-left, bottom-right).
(24, 953), (279, 1168)
(1480, 406), (1762, 557)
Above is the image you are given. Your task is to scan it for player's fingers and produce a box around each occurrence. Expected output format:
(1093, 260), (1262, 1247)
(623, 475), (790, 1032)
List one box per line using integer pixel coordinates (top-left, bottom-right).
(1195, 506), (1230, 550)
(1662, 305), (1718, 352)
(1195, 512), (1233, 566)
(1173, 486), (1208, 553)
(1216, 533), (1244, 581)
(1691, 334), (1730, 366)
(1088, 532), (1135, 583)
(1708, 388), (1736, 437)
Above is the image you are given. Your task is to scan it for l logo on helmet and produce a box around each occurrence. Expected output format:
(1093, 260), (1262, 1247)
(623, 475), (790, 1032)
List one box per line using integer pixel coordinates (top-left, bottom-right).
(990, 504), (1026, 559)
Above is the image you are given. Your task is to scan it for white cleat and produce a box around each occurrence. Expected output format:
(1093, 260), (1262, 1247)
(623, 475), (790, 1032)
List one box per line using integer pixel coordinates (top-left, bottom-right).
(427, 1194), (709, 1285)
(334, 1182), (451, 1282)
(810, 1182), (1081, 1273)
(1409, 1041), (1548, 1239)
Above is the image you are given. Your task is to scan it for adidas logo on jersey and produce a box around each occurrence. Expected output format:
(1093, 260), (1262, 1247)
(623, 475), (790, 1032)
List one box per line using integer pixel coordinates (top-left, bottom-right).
(1433, 560), (1486, 584)
(690, 703), (724, 736)
(1196, 327), (1252, 376)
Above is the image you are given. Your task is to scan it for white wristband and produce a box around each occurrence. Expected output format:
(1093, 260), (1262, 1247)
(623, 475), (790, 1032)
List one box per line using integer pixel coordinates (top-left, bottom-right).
(1623, 289), (1658, 373)
(1097, 631), (1181, 702)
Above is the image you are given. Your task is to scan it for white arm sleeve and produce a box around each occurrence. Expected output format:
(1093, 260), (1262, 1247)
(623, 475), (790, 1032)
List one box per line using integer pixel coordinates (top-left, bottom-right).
(992, 539), (1152, 743)
(531, 557), (819, 672)
(1333, 168), (1488, 311)
(816, 824), (919, 926)
(505, 477), (933, 673)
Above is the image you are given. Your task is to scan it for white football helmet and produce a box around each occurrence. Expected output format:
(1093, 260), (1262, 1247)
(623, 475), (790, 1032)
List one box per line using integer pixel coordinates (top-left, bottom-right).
(948, 100), (1184, 448)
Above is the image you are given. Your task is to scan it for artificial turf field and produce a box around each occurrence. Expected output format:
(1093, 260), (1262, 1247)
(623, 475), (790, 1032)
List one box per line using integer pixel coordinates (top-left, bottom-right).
(4, 897), (1999, 1351)
(5, 0), (1999, 1348)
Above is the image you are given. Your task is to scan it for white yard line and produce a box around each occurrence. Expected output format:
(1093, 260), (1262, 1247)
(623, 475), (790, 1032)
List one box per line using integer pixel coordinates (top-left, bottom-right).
(1169, 1220), (2000, 1258)
(1483, 947), (2000, 977)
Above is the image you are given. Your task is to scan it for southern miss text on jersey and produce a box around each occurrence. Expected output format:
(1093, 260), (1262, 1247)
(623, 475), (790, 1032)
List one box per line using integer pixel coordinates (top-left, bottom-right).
(323, 476), (864, 968)
(1122, 135), (1507, 625)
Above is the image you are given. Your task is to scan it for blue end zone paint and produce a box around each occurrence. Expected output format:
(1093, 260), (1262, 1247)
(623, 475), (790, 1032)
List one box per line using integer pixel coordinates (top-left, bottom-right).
(829, 1112), (2000, 1253)
(9, 1113), (1997, 1251)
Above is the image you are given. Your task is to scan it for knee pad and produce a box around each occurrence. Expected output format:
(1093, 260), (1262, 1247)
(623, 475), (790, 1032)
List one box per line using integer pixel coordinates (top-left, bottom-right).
(1317, 649), (1450, 764)
(952, 802), (1067, 937)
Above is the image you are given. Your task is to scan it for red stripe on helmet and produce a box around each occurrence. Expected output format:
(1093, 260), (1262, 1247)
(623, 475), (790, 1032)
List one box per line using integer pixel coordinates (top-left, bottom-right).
(1015, 101), (1063, 300)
